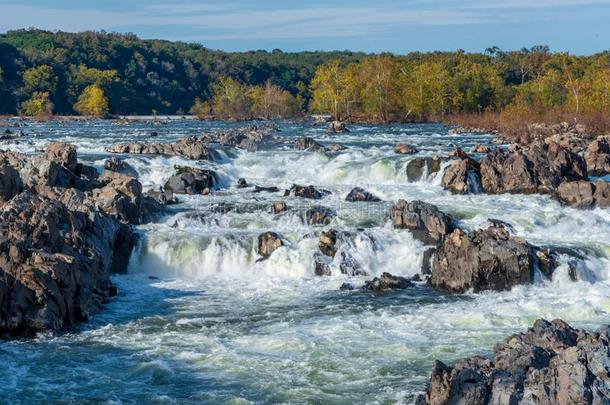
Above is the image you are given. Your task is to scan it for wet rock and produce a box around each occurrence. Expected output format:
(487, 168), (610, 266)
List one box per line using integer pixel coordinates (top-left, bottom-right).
(394, 143), (417, 155)
(431, 225), (534, 293)
(418, 319), (610, 405)
(390, 200), (455, 245)
(313, 253), (332, 276)
(339, 282), (355, 291)
(94, 171), (147, 224)
(236, 178), (249, 188)
(202, 124), (278, 152)
(345, 187), (381, 202)
(257, 232), (283, 258)
(144, 189), (177, 205)
(103, 157), (138, 178)
(305, 206), (336, 225)
(480, 150), (538, 194)
(0, 191), (135, 338)
(406, 156), (442, 182)
(284, 184), (331, 199)
(472, 144), (491, 154)
(163, 166), (215, 195)
(44, 142), (78, 172)
(329, 144), (347, 152)
(272, 201), (288, 214)
(585, 136), (610, 176)
(296, 136), (325, 152)
(328, 121), (349, 133)
(555, 180), (610, 209)
(441, 157), (481, 194)
(361, 273), (413, 291)
(319, 229), (338, 257)
(535, 248), (558, 279)
(253, 185), (280, 193)
(107, 137), (212, 160)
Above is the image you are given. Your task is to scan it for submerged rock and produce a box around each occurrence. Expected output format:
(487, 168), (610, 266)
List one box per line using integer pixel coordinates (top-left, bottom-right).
(345, 187), (381, 202)
(305, 206), (336, 225)
(163, 166), (215, 195)
(418, 319), (610, 405)
(284, 184), (331, 199)
(272, 201), (288, 214)
(390, 200), (454, 245)
(361, 272), (413, 291)
(296, 136), (325, 152)
(394, 143), (417, 155)
(257, 232), (284, 258)
(406, 157), (442, 182)
(431, 225), (534, 293)
(328, 121), (349, 133)
(555, 180), (610, 209)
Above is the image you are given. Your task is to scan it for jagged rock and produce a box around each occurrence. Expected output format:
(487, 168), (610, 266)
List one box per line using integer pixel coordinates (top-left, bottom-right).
(296, 136), (325, 152)
(418, 319), (610, 405)
(339, 282), (355, 291)
(345, 187), (381, 202)
(313, 253), (332, 276)
(319, 229), (338, 257)
(144, 189), (177, 205)
(44, 142), (77, 172)
(431, 225), (534, 293)
(390, 200), (455, 245)
(555, 180), (610, 209)
(236, 178), (249, 188)
(0, 163), (22, 204)
(93, 171), (147, 224)
(305, 206), (336, 225)
(272, 201), (288, 214)
(0, 191), (135, 338)
(406, 157), (442, 182)
(163, 166), (215, 195)
(107, 137), (212, 160)
(442, 157), (481, 194)
(103, 157), (138, 178)
(284, 184), (331, 199)
(585, 137), (610, 176)
(328, 121), (349, 132)
(472, 144), (491, 153)
(394, 143), (417, 155)
(361, 272), (413, 291)
(257, 232), (283, 258)
(201, 125), (278, 151)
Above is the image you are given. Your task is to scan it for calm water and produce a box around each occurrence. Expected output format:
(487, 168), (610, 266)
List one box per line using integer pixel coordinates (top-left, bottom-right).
(1, 119), (609, 404)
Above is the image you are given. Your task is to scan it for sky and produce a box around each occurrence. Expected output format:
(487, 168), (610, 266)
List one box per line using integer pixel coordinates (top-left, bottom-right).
(0, 0), (609, 54)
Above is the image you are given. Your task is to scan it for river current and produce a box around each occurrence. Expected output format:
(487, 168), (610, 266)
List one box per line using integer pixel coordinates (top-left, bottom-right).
(1, 119), (609, 404)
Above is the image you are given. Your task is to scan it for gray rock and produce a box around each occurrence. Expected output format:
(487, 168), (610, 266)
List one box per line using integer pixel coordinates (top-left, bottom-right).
(394, 143), (417, 155)
(296, 136), (325, 152)
(555, 180), (610, 209)
(104, 157), (138, 178)
(585, 137), (610, 176)
(361, 272), (413, 291)
(407, 157), (442, 182)
(345, 187), (381, 202)
(328, 121), (349, 132)
(107, 137), (212, 160)
(305, 206), (336, 225)
(390, 200), (454, 245)
(164, 166), (215, 195)
(284, 184), (331, 199)
(257, 232), (283, 258)
(272, 201), (288, 214)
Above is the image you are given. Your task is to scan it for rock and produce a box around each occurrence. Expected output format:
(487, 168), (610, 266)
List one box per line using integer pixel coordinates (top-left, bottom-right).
(472, 144), (491, 154)
(406, 157), (442, 182)
(555, 180), (610, 209)
(313, 253), (332, 276)
(103, 157), (138, 178)
(144, 189), (177, 205)
(257, 232), (283, 258)
(390, 200), (455, 245)
(361, 273), (413, 291)
(319, 229), (338, 257)
(305, 206), (336, 225)
(0, 163), (23, 204)
(107, 137), (212, 160)
(44, 142), (77, 172)
(94, 171), (147, 224)
(272, 201), (288, 214)
(0, 191), (135, 338)
(545, 133), (588, 153)
(585, 137), (610, 176)
(394, 143), (417, 155)
(163, 166), (215, 195)
(236, 178), (249, 188)
(328, 121), (349, 133)
(284, 184), (331, 199)
(329, 144), (347, 152)
(418, 319), (610, 405)
(430, 226), (534, 293)
(150, 131), (158, 137)
(448, 147), (471, 160)
(296, 136), (325, 152)
(345, 187), (381, 202)
(339, 283), (355, 291)
(253, 185), (280, 193)
(201, 124), (278, 152)
(441, 157), (481, 194)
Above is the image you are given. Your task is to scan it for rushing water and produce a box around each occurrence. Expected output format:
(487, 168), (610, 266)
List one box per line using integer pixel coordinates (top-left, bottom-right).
(1, 119), (610, 404)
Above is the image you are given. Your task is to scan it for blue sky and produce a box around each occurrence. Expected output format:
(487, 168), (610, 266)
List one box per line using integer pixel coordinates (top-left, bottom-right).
(1, 0), (609, 54)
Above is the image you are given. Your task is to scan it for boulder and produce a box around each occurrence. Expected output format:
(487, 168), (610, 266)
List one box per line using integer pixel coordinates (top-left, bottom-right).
(236, 178), (249, 188)
(418, 319), (610, 405)
(319, 229), (338, 257)
(441, 157), (481, 194)
(144, 189), (177, 205)
(164, 166), (215, 195)
(406, 157), (442, 182)
(272, 201), (288, 214)
(253, 185), (280, 193)
(555, 180), (610, 209)
(585, 137), (610, 176)
(480, 150), (538, 194)
(394, 143), (417, 155)
(257, 232), (283, 258)
(345, 187), (381, 202)
(44, 142), (77, 172)
(305, 206), (336, 225)
(390, 200), (455, 245)
(361, 272), (413, 291)
(103, 157), (138, 178)
(328, 121), (349, 132)
(201, 124), (278, 152)
(94, 171), (146, 224)
(0, 163), (22, 204)
(472, 144), (491, 154)
(284, 184), (330, 199)
(107, 137), (212, 160)
(296, 136), (325, 152)
(431, 225), (534, 293)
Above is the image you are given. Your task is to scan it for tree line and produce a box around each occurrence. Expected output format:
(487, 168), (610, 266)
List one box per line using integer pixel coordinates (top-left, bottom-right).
(1, 29), (609, 123)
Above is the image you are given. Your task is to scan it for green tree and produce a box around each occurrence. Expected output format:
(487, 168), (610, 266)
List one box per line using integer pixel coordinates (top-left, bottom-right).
(22, 65), (58, 95)
(73, 84), (109, 117)
(210, 77), (252, 120)
(190, 97), (211, 119)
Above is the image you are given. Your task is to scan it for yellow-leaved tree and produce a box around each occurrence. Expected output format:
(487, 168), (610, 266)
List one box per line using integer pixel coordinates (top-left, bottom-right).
(20, 91), (53, 117)
(73, 84), (109, 117)
(310, 61), (348, 120)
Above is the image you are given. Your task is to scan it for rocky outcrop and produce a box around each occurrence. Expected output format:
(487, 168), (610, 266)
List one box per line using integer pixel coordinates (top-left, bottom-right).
(472, 144), (490, 154)
(296, 136), (325, 152)
(45, 142), (78, 172)
(390, 200), (455, 245)
(0, 162), (22, 203)
(406, 157), (442, 182)
(328, 121), (349, 133)
(418, 319), (610, 405)
(585, 136), (610, 176)
(305, 206), (336, 225)
(441, 156), (481, 194)
(394, 143), (417, 155)
(107, 137), (212, 160)
(201, 124), (278, 151)
(163, 166), (215, 195)
(361, 273), (412, 291)
(555, 180), (610, 209)
(431, 225), (534, 293)
(257, 232), (283, 258)
(284, 184), (331, 199)
(103, 157), (138, 178)
(345, 187), (381, 202)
